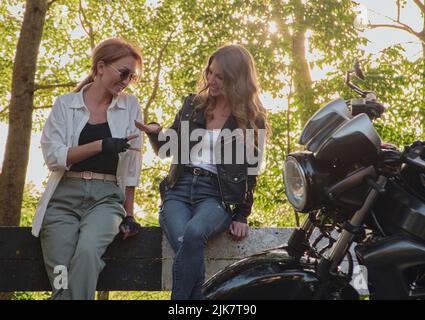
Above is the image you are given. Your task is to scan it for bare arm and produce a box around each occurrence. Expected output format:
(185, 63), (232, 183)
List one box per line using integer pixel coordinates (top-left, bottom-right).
(66, 140), (102, 166)
(124, 186), (135, 217)
(120, 186), (140, 240)
(66, 135), (140, 167)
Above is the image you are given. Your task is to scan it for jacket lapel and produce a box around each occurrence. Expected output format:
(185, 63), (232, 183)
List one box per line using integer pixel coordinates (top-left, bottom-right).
(191, 108), (206, 127)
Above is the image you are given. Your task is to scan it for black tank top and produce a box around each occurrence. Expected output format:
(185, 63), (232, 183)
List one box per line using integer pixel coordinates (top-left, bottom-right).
(70, 122), (118, 175)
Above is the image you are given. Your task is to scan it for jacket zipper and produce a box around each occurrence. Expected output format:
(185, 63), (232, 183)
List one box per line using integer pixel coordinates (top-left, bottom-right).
(216, 165), (228, 209)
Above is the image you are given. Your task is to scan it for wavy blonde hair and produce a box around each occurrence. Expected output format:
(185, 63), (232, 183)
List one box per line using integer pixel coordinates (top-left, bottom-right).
(74, 38), (143, 92)
(195, 44), (270, 140)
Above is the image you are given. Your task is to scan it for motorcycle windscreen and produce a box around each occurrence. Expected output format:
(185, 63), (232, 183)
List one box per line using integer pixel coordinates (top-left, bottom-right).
(314, 113), (381, 163)
(299, 99), (351, 152)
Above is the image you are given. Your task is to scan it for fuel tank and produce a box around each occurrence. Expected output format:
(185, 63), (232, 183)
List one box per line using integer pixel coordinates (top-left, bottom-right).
(373, 181), (425, 241)
(355, 235), (425, 299)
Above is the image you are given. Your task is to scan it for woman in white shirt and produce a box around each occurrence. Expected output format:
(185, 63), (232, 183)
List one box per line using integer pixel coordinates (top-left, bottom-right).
(32, 38), (143, 300)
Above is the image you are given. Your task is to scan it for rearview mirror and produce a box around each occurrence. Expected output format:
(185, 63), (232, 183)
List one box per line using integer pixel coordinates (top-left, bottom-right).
(354, 61), (365, 80)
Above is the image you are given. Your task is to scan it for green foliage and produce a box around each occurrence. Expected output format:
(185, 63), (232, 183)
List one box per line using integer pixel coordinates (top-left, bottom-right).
(12, 291), (51, 300)
(249, 111), (298, 227)
(109, 291), (171, 300)
(11, 290), (171, 300)
(20, 183), (41, 227)
(364, 47), (425, 146)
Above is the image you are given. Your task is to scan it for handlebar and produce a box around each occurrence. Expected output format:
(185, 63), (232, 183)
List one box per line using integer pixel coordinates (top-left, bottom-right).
(351, 99), (385, 120)
(403, 141), (425, 170)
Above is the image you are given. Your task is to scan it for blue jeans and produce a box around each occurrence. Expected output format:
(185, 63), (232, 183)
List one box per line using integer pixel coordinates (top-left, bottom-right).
(159, 172), (232, 300)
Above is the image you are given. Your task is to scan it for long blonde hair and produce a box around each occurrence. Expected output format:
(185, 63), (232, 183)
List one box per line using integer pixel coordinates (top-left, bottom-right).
(196, 44), (270, 139)
(74, 38), (143, 92)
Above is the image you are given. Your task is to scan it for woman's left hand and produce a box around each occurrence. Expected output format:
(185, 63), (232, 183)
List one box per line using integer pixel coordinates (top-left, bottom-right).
(119, 216), (142, 240)
(134, 120), (162, 134)
(229, 221), (249, 241)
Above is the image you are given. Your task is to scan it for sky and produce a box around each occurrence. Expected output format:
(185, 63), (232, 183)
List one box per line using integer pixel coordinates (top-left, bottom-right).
(0, 0), (423, 192)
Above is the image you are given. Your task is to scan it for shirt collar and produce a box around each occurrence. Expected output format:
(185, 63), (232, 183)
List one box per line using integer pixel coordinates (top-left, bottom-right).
(69, 83), (126, 110)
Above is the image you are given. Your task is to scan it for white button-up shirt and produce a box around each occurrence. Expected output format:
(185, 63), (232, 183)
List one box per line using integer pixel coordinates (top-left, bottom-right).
(32, 84), (143, 237)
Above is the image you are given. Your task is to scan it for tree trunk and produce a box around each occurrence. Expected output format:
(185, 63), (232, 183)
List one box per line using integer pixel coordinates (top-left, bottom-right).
(291, 0), (315, 126)
(0, 0), (48, 301)
(0, 0), (48, 225)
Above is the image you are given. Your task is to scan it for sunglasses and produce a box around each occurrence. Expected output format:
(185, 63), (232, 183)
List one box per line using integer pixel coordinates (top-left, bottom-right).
(107, 64), (138, 82)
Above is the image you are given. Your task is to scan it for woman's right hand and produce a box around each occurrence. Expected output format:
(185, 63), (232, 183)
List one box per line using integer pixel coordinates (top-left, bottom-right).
(134, 120), (162, 134)
(102, 135), (140, 154)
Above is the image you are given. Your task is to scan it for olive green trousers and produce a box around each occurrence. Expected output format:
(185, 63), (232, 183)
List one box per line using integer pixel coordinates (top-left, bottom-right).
(40, 177), (126, 300)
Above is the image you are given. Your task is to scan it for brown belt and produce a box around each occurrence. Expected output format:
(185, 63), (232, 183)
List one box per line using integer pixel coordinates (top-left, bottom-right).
(64, 171), (117, 182)
(183, 165), (216, 177)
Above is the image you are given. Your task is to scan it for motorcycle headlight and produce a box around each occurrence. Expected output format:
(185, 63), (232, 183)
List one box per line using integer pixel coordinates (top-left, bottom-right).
(283, 152), (326, 212)
(283, 156), (308, 211)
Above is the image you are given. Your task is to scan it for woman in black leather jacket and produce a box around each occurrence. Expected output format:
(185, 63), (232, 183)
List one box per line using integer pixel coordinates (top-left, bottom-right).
(136, 44), (270, 300)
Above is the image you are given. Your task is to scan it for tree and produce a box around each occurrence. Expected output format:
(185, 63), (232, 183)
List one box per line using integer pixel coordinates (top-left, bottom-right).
(0, 0), (49, 226)
(366, 0), (425, 57)
(290, 0), (314, 126)
(363, 0), (425, 131)
(0, 0), (49, 301)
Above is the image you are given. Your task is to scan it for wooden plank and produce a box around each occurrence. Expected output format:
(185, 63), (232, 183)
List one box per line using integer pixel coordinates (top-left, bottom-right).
(0, 227), (43, 260)
(97, 259), (162, 291)
(0, 260), (51, 291)
(0, 227), (162, 260)
(103, 227), (162, 259)
(0, 258), (162, 292)
(0, 227), (163, 291)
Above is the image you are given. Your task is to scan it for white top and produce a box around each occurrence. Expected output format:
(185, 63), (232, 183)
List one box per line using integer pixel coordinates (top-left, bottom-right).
(190, 129), (220, 174)
(31, 84), (143, 237)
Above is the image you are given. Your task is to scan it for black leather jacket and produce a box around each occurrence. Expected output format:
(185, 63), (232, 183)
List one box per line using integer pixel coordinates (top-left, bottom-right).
(147, 94), (264, 223)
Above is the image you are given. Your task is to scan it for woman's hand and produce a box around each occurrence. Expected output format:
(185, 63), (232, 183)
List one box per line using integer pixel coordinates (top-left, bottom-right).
(102, 134), (140, 154)
(229, 221), (249, 241)
(119, 215), (142, 240)
(66, 134), (140, 166)
(134, 120), (162, 134)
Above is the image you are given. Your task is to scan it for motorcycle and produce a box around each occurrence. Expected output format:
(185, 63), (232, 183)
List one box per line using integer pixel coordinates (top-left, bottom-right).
(202, 62), (425, 300)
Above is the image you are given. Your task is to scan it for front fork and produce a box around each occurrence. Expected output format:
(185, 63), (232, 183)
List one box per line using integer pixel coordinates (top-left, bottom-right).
(308, 175), (387, 299)
(286, 211), (316, 258)
(288, 176), (386, 272)
(288, 176), (387, 298)
(326, 175), (387, 271)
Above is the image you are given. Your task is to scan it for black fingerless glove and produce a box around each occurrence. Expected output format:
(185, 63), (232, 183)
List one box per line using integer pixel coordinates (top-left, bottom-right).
(119, 216), (142, 239)
(102, 137), (130, 154)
